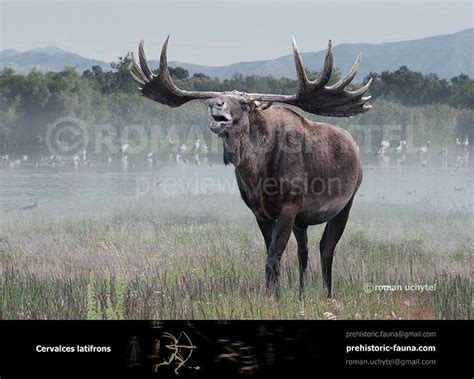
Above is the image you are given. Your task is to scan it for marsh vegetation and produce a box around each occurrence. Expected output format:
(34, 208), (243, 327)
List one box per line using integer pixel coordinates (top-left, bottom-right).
(1, 183), (472, 320)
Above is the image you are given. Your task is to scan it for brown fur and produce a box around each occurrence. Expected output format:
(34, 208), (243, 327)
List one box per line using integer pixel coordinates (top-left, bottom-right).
(208, 95), (362, 297)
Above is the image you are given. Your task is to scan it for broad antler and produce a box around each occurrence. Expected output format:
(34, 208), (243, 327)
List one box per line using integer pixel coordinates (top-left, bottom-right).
(131, 36), (221, 107)
(131, 36), (372, 117)
(248, 39), (372, 117)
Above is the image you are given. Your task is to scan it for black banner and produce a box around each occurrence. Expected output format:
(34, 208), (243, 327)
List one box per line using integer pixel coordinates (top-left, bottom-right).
(0, 320), (471, 377)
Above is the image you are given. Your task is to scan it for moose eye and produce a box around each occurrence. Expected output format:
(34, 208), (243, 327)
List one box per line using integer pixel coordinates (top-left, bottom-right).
(239, 99), (249, 109)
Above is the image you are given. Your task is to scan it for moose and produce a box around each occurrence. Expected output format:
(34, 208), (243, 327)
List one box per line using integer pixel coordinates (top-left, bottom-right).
(130, 36), (372, 297)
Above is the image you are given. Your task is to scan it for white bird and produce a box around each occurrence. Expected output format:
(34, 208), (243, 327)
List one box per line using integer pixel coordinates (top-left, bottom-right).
(120, 144), (129, 153)
(49, 155), (61, 163)
(374, 144), (389, 166)
(416, 142), (431, 167)
(193, 139), (200, 152)
(416, 146), (428, 155)
(72, 155), (80, 172)
(201, 144), (209, 164)
(121, 155), (129, 171)
(179, 143), (187, 153)
(417, 140), (431, 155)
(22, 155), (28, 161)
(455, 137), (469, 168)
(393, 141), (407, 165)
(439, 147), (448, 156)
(380, 140), (390, 149)
(439, 147), (448, 168)
(374, 146), (386, 156)
(146, 152), (154, 168)
(394, 140), (406, 154)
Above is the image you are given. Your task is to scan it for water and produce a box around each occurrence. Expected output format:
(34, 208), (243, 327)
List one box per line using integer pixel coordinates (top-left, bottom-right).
(0, 161), (473, 214)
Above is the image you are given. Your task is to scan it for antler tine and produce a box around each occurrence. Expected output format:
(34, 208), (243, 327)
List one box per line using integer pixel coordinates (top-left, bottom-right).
(156, 34), (180, 93)
(138, 39), (155, 80)
(130, 52), (149, 84)
(347, 77), (373, 96)
(159, 35), (171, 73)
(130, 69), (146, 86)
(326, 53), (362, 93)
(311, 40), (333, 88)
(292, 37), (310, 90)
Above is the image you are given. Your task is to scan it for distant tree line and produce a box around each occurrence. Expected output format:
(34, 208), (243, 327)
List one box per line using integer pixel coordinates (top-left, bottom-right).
(0, 53), (472, 153)
(367, 67), (473, 108)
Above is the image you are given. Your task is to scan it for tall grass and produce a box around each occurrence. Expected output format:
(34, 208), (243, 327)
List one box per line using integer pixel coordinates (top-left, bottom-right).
(0, 194), (472, 319)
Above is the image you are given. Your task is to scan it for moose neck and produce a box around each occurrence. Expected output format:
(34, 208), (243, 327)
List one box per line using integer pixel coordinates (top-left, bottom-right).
(222, 129), (254, 169)
(223, 111), (268, 177)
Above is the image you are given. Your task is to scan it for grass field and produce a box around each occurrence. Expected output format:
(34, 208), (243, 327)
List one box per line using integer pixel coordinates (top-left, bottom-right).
(0, 194), (472, 320)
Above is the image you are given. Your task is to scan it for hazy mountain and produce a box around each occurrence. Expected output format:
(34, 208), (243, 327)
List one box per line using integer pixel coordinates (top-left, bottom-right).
(1, 28), (472, 79)
(163, 28), (473, 80)
(0, 46), (110, 73)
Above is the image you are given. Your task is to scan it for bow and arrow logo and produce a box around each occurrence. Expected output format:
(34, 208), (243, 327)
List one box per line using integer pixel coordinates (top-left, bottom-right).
(155, 331), (197, 375)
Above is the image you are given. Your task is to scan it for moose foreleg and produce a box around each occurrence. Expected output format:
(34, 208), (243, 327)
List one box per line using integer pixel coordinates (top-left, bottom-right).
(266, 205), (298, 293)
(257, 219), (274, 253)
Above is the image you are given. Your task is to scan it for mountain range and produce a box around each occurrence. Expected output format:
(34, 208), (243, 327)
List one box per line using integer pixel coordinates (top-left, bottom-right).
(1, 28), (472, 79)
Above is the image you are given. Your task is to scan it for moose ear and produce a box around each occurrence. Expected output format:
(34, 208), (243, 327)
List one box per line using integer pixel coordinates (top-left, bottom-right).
(253, 100), (273, 111)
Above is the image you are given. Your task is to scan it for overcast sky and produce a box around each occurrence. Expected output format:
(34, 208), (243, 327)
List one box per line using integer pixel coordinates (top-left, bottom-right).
(1, 1), (472, 65)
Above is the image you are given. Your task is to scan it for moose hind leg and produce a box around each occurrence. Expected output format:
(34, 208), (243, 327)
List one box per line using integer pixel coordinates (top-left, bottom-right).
(293, 225), (308, 298)
(319, 197), (354, 298)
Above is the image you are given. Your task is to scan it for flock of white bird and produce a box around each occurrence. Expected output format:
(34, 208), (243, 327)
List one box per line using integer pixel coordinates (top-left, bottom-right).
(0, 138), (211, 172)
(0, 136), (470, 172)
(373, 136), (469, 169)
